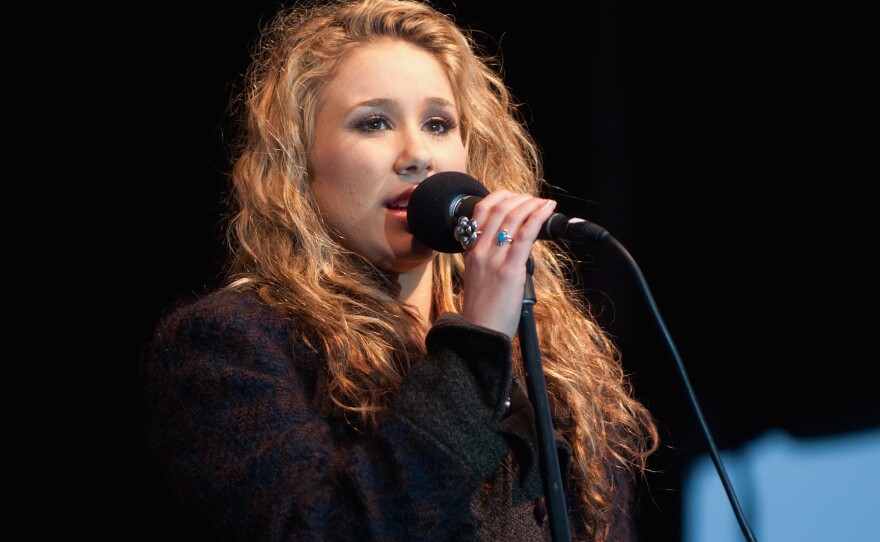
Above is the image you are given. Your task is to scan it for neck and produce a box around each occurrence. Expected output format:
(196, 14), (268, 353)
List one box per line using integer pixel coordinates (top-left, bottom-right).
(391, 260), (434, 328)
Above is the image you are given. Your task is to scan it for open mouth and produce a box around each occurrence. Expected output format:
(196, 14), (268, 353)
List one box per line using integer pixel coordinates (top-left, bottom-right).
(385, 187), (415, 211)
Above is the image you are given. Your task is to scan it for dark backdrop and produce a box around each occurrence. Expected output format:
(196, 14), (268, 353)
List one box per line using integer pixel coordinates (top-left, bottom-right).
(40, 1), (877, 540)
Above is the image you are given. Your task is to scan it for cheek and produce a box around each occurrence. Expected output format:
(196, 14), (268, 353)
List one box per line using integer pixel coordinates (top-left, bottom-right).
(310, 148), (383, 240)
(311, 177), (362, 234)
(438, 140), (468, 171)
(311, 142), (366, 211)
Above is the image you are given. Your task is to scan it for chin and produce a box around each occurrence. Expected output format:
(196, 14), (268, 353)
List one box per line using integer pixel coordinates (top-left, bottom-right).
(378, 243), (435, 273)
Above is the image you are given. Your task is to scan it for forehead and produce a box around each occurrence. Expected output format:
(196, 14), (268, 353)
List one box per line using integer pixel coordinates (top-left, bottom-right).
(320, 38), (457, 105)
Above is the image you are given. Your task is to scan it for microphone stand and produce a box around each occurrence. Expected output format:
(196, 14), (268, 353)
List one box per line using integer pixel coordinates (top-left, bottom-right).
(518, 256), (572, 542)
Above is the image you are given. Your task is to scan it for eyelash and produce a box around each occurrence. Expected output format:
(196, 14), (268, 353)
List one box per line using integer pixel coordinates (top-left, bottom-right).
(353, 114), (457, 135)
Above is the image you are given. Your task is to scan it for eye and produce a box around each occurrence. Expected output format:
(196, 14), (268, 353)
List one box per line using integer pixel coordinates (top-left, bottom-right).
(354, 114), (391, 133)
(424, 116), (457, 135)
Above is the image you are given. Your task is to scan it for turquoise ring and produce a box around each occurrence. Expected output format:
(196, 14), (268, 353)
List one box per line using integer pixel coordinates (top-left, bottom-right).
(496, 229), (514, 246)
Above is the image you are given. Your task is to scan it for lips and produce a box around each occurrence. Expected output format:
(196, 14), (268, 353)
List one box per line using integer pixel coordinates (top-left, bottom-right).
(385, 186), (416, 211)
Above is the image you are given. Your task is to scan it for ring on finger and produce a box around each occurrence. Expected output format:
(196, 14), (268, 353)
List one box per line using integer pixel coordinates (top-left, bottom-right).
(496, 228), (514, 246)
(454, 216), (482, 251)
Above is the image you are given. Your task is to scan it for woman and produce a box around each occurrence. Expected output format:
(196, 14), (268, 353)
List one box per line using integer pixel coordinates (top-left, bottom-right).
(141, 0), (658, 540)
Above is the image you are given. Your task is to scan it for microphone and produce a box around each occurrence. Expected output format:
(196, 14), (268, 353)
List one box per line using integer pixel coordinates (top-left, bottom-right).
(407, 171), (609, 253)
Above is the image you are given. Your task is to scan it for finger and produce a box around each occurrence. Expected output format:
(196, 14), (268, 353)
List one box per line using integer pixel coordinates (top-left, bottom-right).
(479, 196), (556, 265)
(452, 190), (512, 253)
(468, 192), (532, 253)
(468, 190), (519, 238)
(501, 198), (558, 260)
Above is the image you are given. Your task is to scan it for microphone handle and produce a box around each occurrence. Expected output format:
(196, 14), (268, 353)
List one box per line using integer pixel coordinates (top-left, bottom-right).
(544, 214), (610, 244)
(454, 195), (610, 244)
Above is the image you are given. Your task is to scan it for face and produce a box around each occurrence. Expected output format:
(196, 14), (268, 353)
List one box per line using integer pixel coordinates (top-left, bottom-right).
(310, 39), (467, 273)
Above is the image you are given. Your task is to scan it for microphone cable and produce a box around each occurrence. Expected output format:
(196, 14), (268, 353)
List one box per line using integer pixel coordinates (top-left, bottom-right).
(600, 231), (758, 542)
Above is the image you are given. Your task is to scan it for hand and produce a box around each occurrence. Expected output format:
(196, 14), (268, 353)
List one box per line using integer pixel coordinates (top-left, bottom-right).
(459, 190), (557, 339)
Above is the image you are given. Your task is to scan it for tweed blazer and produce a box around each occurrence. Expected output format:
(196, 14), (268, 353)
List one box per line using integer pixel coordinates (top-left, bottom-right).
(141, 289), (624, 541)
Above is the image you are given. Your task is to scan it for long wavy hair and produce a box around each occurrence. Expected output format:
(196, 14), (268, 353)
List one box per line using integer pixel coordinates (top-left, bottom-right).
(223, 0), (658, 538)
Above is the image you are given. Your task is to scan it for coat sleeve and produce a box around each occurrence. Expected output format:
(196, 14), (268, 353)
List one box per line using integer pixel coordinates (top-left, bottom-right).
(140, 292), (528, 542)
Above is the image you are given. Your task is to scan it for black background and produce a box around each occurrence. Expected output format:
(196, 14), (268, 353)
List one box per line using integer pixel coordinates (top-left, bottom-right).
(38, 1), (877, 540)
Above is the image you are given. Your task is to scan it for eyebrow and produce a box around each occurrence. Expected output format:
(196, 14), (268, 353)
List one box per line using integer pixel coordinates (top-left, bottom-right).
(351, 97), (456, 110)
(424, 97), (456, 108)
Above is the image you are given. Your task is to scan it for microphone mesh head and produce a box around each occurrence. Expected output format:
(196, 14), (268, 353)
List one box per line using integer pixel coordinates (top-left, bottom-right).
(407, 171), (489, 253)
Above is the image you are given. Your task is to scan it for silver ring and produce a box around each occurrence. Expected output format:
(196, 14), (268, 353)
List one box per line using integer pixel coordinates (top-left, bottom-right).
(496, 229), (514, 246)
(454, 216), (481, 250)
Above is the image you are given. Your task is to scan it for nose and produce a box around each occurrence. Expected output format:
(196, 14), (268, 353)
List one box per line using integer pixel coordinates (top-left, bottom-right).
(394, 129), (433, 180)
